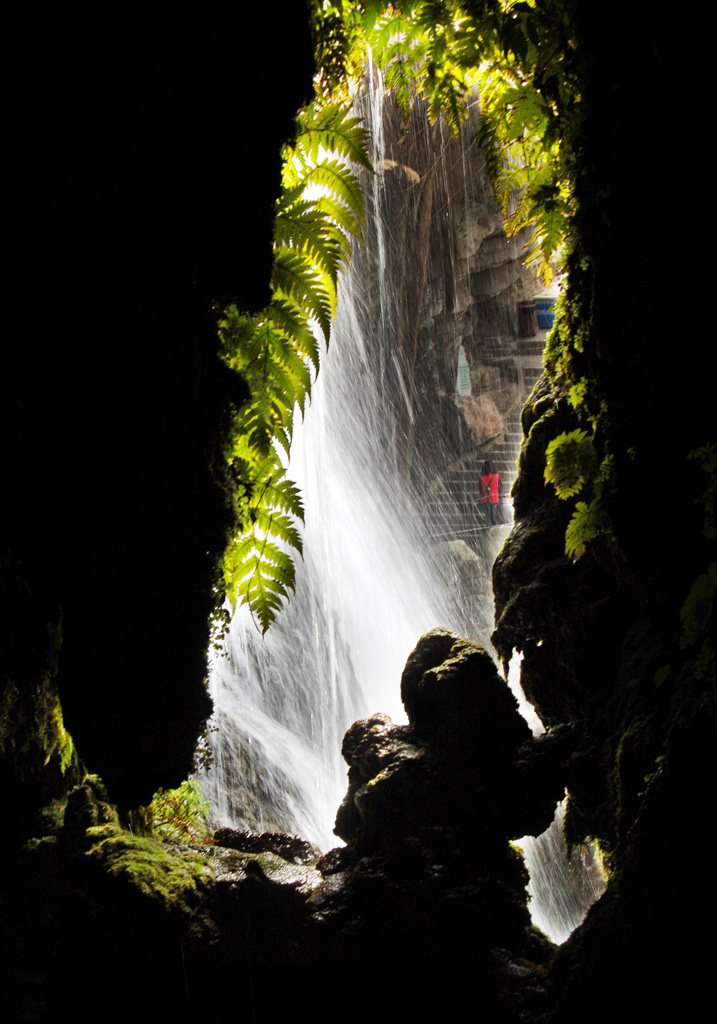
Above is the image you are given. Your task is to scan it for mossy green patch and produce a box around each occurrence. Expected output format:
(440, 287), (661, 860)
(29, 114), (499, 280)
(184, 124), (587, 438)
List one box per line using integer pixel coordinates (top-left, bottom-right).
(1, 677), (78, 783)
(85, 823), (213, 910)
(680, 563), (716, 651)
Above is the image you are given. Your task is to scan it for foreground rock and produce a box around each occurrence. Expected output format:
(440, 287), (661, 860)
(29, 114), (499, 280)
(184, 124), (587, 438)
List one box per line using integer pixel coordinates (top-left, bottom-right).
(4, 636), (571, 1020)
(306, 629), (567, 1020)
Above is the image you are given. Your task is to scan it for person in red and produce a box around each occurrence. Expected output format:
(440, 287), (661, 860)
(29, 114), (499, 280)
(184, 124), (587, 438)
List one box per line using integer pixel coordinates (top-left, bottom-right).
(479, 459), (500, 526)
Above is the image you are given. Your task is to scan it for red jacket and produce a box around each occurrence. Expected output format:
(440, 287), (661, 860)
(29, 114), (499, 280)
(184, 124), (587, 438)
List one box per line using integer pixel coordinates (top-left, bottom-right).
(479, 473), (500, 504)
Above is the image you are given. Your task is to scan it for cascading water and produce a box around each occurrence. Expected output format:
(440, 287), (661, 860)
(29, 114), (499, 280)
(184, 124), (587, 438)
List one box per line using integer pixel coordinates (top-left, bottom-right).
(199, 65), (605, 941)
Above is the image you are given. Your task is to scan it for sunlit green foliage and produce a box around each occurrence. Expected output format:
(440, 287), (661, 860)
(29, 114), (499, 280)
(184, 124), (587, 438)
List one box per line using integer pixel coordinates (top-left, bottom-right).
(538, 240), (617, 561)
(564, 497), (608, 561)
(1, 674), (78, 783)
(219, 101), (369, 631)
(135, 779), (212, 844)
(86, 823), (211, 907)
(544, 426), (616, 561)
(312, 0), (579, 284)
(544, 428), (597, 500)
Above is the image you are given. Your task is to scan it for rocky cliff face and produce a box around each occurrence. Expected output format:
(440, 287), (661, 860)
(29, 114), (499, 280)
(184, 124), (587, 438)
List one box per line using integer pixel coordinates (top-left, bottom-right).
(2, 21), (315, 812)
(490, 8), (715, 1018)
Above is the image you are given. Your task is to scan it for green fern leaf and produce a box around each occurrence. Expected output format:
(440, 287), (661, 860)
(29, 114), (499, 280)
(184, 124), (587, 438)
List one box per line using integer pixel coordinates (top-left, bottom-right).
(275, 209), (349, 286)
(247, 538), (290, 569)
(565, 498), (608, 560)
(300, 159), (366, 227)
(239, 546), (298, 634)
(427, 68), (468, 134)
(272, 248), (334, 341)
(295, 102), (372, 172)
(217, 94), (367, 630)
(262, 475), (305, 522)
(254, 509), (304, 556)
(384, 55), (416, 126)
(313, 194), (363, 247)
(544, 429), (598, 500)
(266, 299), (321, 376)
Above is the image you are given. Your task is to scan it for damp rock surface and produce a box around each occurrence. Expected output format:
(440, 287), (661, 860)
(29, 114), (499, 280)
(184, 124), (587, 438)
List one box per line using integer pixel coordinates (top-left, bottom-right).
(308, 629), (566, 1019)
(213, 826), (321, 866)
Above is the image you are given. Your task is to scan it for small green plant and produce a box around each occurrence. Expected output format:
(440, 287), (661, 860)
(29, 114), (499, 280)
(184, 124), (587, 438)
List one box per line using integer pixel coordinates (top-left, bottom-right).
(544, 421), (615, 561)
(136, 779), (212, 844)
(564, 497), (608, 561)
(544, 428), (598, 500)
(568, 378), (587, 409)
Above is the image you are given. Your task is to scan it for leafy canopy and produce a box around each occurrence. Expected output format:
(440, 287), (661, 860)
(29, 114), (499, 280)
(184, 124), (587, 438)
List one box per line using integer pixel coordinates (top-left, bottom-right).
(313, 0), (580, 285)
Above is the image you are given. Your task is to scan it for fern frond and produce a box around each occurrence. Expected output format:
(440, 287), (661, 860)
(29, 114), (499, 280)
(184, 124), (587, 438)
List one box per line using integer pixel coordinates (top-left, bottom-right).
(426, 68), (468, 134)
(371, 8), (425, 65)
(312, 194), (363, 247)
(216, 52), (367, 631)
(278, 342), (313, 397)
(266, 298), (321, 376)
(272, 248), (334, 341)
(384, 54), (416, 127)
(243, 392), (288, 457)
(254, 508), (304, 556)
(544, 429), (598, 500)
(262, 475), (305, 522)
(565, 498), (608, 561)
(235, 539), (298, 634)
(300, 158), (366, 227)
(295, 102), (373, 171)
(275, 207), (350, 284)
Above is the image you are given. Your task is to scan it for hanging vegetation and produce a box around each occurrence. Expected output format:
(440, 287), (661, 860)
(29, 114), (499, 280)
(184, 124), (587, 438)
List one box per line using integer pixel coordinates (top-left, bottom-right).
(313, 0), (579, 284)
(219, 101), (370, 632)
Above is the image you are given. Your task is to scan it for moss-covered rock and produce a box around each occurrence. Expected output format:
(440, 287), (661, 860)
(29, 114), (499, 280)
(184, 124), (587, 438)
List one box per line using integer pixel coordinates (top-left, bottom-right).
(83, 824), (211, 907)
(0, 557), (84, 871)
(489, 9), (716, 1019)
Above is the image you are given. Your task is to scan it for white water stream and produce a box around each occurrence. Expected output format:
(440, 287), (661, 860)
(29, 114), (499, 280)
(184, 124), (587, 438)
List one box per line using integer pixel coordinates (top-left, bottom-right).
(199, 65), (605, 944)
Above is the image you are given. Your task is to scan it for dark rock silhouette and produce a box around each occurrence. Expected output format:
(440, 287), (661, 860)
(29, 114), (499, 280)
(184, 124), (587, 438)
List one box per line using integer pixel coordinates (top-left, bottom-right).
(3, 637), (559, 1021)
(4, 19), (315, 808)
(307, 630), (561, 1018)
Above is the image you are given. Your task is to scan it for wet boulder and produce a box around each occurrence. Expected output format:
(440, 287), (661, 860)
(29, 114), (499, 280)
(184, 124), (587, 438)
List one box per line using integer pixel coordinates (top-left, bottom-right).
(400, 627), (533, 772)
(336, 630), (569, 851)
(308, 631), (561, 1017)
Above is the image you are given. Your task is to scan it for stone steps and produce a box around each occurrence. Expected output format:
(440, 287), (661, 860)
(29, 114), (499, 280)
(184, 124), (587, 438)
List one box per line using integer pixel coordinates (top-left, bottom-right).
(419, 408), (526, 543)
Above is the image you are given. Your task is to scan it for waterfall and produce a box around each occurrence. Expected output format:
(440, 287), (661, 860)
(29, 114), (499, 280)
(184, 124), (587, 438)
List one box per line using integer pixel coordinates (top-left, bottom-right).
(198, 65), (605, 942)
